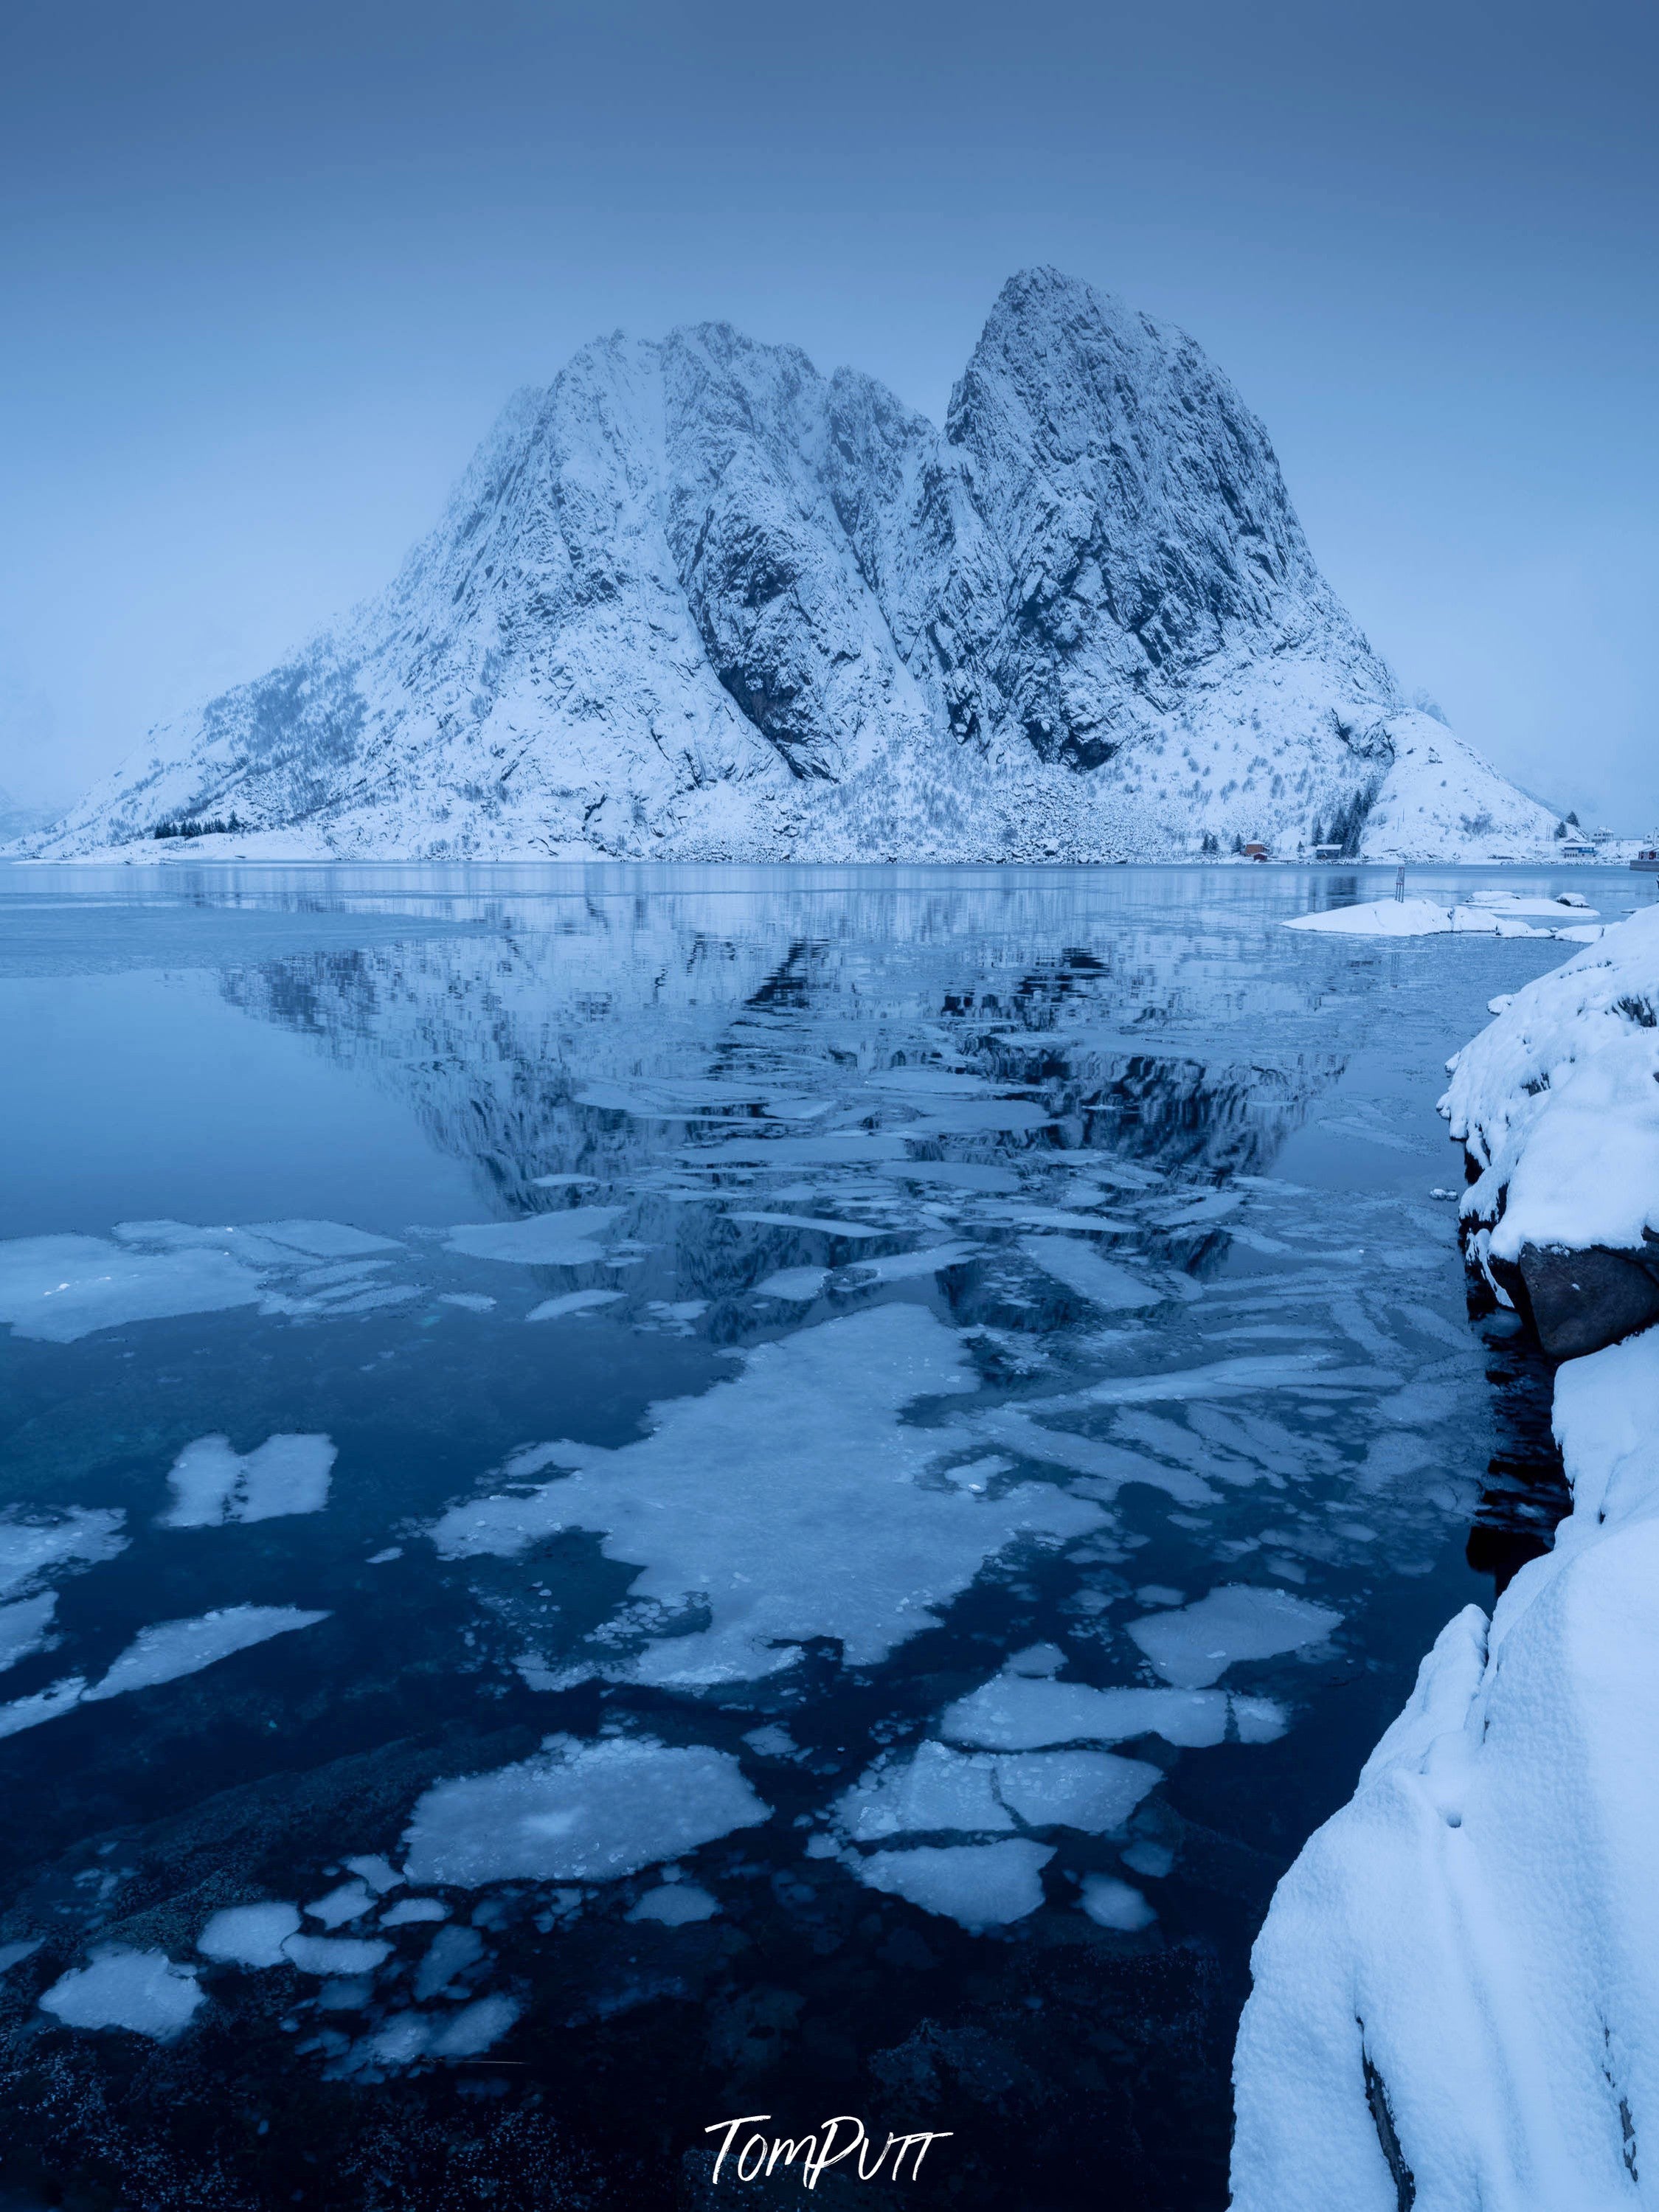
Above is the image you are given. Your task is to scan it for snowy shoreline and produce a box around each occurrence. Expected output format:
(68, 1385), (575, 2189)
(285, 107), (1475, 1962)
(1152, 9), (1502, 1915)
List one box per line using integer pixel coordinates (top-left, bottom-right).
(1231, 899), (1659, 2208)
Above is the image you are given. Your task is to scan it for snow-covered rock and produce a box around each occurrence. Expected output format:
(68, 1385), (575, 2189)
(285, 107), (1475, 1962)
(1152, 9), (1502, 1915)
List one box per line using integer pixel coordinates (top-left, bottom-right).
(1444, 902), (1659, 1353)
(1446, 902), (1659, 1238)
(23, 270), (1556, 864)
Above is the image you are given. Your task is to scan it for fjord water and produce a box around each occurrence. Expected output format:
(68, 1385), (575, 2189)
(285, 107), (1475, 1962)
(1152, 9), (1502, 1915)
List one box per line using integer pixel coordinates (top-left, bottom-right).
(0, 862), (1630, 2211)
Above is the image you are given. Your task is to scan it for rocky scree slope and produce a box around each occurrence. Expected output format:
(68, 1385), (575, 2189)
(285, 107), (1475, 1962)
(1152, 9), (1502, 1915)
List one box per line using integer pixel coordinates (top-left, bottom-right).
(28, 269), (1556, 863)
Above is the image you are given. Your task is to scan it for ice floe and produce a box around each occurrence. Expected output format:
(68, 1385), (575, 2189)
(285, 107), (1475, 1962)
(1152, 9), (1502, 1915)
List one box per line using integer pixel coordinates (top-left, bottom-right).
(444, 1209), (623, 1265)
(0, 1593), (57, 1673)
(378, 1897), (448, 1927)
(725, 1210), (887, 1238)
(342, 1854), (401, 1894)
(856, 1840), (1054, 1928)
(282, 1934), (392, 1975)
(994, 1750), (1161, 1832)
(0, 1676), (90, 1740)
(837, 1743), (1012, 1840)
(1078, 1873), (1156, 1931)
(0, 1506), (126, 1595)
(366, 1994), (519, 2064)
(1, 1603), (330, 1739)
(198, 1902), (302, 1968)
(752, 1266), (828, 1302)
(628, 1882), (720, 1925)
(1030, 1352), (1385, 1408)
(39, 1947), (204, 2038)
(1285, 897), (1458, 938)
(401, 1734), (769, 1885)
(1283, 898), (1551, 940)
(833, 1738), (1159, 1843)
(1126, 1584), (1341, 1688)
(879, 1160), (1020, 1194)
(305, 1879), (375, 1928)
(841, 1242), (977, 1287)
(83, 1605), (330, 1704)
(1019, 1236), (1164, 1311)
(952, 1407), (1219, 1507)
(0, 1232), (263, 1342)
(249, 1221), (403, 1257)
(430, 1306), (1102, 1686)
(941, 1667), (1282, 1751)
(412, 1924), (484, 2000)
(524, 1289), (624, 1322)
(159, 1432), (336, 1526)
(1121, 1840), (1175, 1879)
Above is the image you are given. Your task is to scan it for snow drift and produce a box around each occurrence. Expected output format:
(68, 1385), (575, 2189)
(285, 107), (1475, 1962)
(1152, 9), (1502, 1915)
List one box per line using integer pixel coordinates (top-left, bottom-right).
(24, 269), (1556, 864)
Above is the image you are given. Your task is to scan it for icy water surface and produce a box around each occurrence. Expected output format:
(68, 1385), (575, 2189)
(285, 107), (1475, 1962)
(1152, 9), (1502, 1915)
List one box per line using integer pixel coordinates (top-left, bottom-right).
(0, 861), (1638, 2211)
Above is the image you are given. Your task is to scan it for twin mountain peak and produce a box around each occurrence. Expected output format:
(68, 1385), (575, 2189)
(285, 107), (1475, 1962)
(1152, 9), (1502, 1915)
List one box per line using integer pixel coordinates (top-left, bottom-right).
(35, 267), (1557, 864)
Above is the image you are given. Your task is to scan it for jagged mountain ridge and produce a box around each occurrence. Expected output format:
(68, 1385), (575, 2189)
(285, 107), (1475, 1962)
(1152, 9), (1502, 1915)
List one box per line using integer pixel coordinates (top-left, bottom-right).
(29, 268), (1558, 861)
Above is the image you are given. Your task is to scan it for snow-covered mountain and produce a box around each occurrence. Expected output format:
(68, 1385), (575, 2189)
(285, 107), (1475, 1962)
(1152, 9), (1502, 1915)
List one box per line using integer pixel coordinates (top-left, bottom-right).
(25, 269), (1559, 864)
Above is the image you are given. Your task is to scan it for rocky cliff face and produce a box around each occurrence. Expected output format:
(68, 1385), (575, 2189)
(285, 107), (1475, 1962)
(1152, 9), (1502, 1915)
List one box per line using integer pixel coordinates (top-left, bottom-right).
(29, 268), (1558, 862)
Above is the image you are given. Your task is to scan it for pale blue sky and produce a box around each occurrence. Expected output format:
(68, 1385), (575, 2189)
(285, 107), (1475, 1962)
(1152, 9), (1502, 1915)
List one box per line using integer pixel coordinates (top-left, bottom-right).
(1, 0), (1653, 822)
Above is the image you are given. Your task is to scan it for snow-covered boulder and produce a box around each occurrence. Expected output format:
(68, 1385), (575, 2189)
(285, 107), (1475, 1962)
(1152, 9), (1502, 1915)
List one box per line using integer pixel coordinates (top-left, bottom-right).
(23, 271), (1556, 864)
(1444, 904), (1659, 1354)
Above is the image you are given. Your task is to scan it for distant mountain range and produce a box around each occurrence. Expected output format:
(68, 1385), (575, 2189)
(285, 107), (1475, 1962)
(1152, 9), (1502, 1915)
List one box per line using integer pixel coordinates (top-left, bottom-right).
(23, 268), (1560, 864)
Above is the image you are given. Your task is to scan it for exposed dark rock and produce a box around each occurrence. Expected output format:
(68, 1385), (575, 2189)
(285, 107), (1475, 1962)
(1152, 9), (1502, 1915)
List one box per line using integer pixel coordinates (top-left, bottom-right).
(1514, 1241), (1659, 1359)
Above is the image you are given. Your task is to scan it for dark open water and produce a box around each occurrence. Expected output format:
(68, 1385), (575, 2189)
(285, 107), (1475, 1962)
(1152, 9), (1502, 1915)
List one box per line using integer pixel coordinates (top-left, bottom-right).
(0, 861), (1634, 2211)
